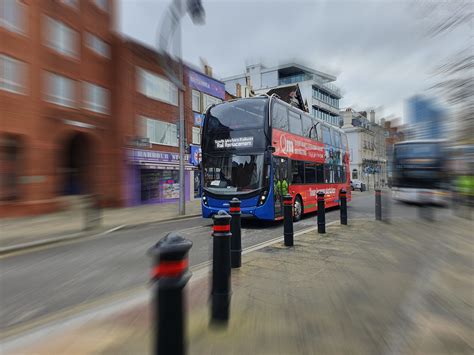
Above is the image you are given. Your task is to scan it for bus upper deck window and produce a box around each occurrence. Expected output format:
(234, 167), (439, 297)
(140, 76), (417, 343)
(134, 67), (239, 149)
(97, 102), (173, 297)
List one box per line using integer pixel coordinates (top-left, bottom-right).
(272, 102), (288, 131)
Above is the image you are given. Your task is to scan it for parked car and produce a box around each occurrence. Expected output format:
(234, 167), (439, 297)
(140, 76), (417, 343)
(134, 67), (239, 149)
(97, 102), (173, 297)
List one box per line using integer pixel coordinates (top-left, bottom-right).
(350, 179), (364, 191)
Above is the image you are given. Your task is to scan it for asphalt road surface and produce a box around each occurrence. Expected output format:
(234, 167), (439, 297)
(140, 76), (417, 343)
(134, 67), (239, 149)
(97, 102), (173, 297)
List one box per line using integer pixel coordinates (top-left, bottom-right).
(0, 192), (434, 336)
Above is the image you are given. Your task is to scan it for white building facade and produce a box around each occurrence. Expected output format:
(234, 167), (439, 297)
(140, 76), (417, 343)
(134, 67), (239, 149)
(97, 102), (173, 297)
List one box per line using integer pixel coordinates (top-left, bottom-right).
(342, 109), (388, 190)
(222, 63), (342, 127)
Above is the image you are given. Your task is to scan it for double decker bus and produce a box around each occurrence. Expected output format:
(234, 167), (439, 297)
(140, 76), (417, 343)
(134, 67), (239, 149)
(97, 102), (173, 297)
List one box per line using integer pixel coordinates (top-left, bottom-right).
(392, 139), (448, 205)
(200, 95), (351, 221)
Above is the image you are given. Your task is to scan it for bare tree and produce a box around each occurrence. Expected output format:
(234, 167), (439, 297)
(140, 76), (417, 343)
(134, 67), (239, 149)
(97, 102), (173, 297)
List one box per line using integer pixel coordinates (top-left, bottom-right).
(416, 0), (473, 142)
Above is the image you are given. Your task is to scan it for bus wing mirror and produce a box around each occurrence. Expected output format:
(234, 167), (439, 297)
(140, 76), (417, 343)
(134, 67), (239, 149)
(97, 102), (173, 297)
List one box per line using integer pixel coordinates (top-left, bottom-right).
(268, 146), (276, 153)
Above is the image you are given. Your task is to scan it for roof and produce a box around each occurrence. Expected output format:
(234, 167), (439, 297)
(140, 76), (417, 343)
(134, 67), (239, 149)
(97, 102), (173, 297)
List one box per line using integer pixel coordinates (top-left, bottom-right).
(222, 62), (336, 82)
(265, 84), (307, 112)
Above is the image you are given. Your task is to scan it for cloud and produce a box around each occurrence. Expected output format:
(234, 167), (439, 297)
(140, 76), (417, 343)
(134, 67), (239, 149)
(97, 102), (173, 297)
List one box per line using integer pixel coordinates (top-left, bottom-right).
(118, 0), (469, 119)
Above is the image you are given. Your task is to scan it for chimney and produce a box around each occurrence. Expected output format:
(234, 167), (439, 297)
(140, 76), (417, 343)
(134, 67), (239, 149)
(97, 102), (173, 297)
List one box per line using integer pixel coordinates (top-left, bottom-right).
(380, 118), (385, 127)
(342, 108), (353, 128)
(204, 64), (212, 77)
(236, 83), (242, 98)
(370, 110), (375, 124)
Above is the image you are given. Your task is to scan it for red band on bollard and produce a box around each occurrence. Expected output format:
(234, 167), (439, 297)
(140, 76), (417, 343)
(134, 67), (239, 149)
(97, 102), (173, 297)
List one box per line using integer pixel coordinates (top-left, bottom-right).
(283, 201), (292, 206)
(229, 207), (240, 213)
(317, 197), (324, 201)
(213, 224), (230, 232)
(152, 259), (188, 278)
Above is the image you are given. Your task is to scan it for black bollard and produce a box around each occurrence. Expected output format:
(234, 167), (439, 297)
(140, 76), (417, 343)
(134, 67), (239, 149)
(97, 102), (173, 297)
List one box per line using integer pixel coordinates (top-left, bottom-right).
(211, 210), (232, 325)
(340, 189), (348, 225)
(229, 198), (242, 268)
(283, 194), (294, 246)
(317, 191), (326, 234)
(83, 194), (101, 231)
(149, 233), (192, 355)
(375, 189), (382, 221)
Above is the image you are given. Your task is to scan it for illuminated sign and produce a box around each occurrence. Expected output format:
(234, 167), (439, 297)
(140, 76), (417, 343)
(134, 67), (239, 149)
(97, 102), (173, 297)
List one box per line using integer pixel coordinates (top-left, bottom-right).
(214, 137), (254, 149)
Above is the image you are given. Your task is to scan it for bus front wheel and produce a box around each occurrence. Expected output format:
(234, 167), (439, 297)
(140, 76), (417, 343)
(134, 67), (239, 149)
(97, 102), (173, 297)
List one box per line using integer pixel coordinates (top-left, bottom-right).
(294, 196), (303, 222)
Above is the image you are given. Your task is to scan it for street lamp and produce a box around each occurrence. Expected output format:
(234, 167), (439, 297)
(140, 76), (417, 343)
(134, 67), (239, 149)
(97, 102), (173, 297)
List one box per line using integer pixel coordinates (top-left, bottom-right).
(157, 0), (205, 215)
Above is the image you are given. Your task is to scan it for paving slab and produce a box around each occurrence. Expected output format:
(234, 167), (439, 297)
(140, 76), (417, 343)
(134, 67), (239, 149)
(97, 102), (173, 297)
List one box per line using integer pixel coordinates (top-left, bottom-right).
(5, 217), (473, 355)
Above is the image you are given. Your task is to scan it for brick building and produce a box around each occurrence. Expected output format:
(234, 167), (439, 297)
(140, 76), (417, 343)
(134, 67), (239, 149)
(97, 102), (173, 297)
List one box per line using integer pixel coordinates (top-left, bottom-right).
(114, 38), (198, 207)
(0, 0), (224, 216)
(1, 0), (117, 217)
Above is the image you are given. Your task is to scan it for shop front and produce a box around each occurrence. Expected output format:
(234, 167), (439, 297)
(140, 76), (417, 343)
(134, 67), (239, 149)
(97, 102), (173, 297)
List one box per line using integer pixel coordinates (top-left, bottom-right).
(126, 148), (193, 206)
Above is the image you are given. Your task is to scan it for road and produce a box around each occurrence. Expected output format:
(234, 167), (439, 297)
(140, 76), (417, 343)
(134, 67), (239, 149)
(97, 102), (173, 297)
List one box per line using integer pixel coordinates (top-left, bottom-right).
(0, 192), (431, 336)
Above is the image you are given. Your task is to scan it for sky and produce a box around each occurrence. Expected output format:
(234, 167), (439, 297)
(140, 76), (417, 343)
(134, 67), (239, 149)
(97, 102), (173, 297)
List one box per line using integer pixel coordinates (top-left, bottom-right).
(118, 0), (469, 122)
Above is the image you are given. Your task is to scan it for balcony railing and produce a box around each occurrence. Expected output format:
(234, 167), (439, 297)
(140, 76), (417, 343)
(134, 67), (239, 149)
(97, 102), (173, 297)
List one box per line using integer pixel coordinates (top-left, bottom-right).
(279, 73), (342, 97)
(278, 74), (313, 85)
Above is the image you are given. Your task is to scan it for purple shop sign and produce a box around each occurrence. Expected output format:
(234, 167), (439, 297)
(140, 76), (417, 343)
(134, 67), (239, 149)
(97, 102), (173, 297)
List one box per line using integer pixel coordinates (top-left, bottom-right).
(127, 148), (189, 163)
(188, 69), (225, 100)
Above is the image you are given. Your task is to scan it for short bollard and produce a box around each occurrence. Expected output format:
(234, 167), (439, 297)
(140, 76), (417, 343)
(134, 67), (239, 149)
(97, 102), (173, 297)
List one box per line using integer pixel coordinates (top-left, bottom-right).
(229, 198), (242, 268)
(375, 189), (382, 221)
(317, 191), (326, 234)
(283, 194), (294, 246)
(83, 194), (101, 231)
(340, 189), (348, 225)
(211, 210), (232, 325)
(149, 233), (192, 355)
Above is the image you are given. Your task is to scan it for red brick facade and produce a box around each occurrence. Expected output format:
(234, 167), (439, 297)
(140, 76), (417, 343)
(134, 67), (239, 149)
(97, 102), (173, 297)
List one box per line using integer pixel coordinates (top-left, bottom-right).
(112, 39), (195, 206)
(0, 0), (118, 216)
(0, 0), (205, 216)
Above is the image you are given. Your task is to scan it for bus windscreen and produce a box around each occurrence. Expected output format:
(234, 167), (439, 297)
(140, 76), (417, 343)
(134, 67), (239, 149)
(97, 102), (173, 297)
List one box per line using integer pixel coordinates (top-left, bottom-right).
(203, 153), (267, 194)
(207, 98), (267, 131)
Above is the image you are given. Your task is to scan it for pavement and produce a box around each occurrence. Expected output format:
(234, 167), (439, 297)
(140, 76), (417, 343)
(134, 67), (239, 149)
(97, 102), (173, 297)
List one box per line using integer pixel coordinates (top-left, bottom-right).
(0, 199), (202, 253)
(4, 214), (472, 355)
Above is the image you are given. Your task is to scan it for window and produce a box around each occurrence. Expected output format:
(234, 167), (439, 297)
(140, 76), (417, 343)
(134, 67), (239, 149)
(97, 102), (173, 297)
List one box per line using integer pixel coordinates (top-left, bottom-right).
(272, 101), (288, 131)
(203, 94), (221, 111)
(301, 115), (313, 137)
(61, 0), (78, 9)
(332, 129), (341, 148)
(192, 127), (201, 145)
(322, 125), (331, 146)
(44, 16), (78, 58)
(85, 32), (110, 58)
(288, 110), (302, 135)
(93, 0), (108, 12)
(291, 161), (304, 184)
(324, 164), (335, 183)
(0, 55), (26, 94)
(0, 0), (25, 34)
(192, 90), (201, 112)
(44, 72), (76, 108)
(304, 162), (316, 183)
(309, 124), (319, 140)
(142, 117), (178, 147)
(352, 170), (358, 179)
(137, 68), (178, 106)
(316, 163), (324, 183)
(207, 98), (266, 131)
(341, 133), (348, 152)
(83, 82), (109, 114)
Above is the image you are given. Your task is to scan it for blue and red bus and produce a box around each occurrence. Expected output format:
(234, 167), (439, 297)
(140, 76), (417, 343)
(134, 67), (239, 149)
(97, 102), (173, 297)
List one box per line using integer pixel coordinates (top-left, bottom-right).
(200, 95), (351, 221)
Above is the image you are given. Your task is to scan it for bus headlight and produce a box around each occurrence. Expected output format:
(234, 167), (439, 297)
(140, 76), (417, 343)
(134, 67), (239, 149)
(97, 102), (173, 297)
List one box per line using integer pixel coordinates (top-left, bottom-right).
(258, 191), (268, 206)
(202, 195), (208, 206)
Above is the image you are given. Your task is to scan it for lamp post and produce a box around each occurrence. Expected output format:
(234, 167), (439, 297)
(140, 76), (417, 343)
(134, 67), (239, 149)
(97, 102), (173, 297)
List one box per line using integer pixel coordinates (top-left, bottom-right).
(157, 0), (205, 215)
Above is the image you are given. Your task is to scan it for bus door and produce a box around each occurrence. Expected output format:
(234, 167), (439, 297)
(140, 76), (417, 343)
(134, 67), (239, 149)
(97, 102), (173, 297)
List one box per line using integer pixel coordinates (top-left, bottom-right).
(273, 156), (288, 219)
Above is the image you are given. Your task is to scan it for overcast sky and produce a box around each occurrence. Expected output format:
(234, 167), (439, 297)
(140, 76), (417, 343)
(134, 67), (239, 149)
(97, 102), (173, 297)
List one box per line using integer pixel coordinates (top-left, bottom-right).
(118, 0), (469, 121)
